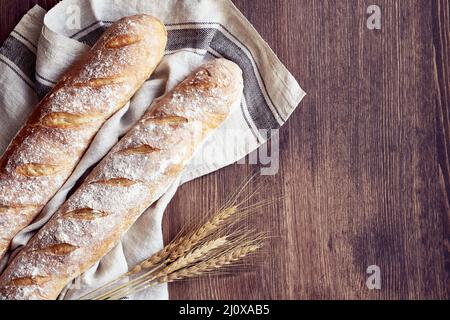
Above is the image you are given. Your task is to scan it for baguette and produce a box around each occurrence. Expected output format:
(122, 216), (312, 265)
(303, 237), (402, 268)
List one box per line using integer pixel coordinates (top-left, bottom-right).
(0, 58), (244, 300)
(0, 15), (167, 260)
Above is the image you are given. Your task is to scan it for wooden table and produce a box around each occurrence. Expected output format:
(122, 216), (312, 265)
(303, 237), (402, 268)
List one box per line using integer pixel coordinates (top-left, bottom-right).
(1, 0), (449, 300)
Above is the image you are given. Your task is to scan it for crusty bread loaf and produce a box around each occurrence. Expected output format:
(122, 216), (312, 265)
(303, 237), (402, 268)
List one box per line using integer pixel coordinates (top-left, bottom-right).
(0, 15), (167, 260)
(0, 58), (244, 300)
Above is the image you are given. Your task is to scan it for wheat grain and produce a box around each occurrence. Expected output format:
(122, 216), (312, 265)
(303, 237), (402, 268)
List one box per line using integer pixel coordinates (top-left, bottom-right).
(167, 207), (237, 260)
(125, 206), (237, 277)
(126, 235), (187, 276)
(160, 245), (260, 283)
(124, 245), (261, 298)
(163, 237), (227, 274)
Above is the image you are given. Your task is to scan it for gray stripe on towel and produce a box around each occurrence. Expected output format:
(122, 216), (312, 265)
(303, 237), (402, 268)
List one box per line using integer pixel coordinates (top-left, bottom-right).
(0, 36), (36, 85)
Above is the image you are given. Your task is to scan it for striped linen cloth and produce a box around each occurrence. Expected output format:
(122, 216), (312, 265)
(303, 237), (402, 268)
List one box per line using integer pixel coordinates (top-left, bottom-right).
(0, 0), (304, 299)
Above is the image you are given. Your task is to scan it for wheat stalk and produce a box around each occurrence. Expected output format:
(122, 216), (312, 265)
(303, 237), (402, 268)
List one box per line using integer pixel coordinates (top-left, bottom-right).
(160, 237), (227, 274)
(106, 244), (261, 300)
(100, 231), (262, 300)
(168, 207), (237, 260)
(128, 206), (238, 276)
(158, 244), (261, 283)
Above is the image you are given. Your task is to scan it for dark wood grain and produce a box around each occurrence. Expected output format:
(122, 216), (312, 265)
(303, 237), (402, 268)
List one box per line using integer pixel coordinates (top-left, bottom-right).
(0, 0), (448, 300)
(433, 0), (450, 300)
(0, 1), (59, 42)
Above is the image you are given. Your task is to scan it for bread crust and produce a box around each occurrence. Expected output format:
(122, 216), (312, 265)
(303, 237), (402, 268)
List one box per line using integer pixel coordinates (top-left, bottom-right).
(0, 15), (167, 260)
(0, 58), (243, 300)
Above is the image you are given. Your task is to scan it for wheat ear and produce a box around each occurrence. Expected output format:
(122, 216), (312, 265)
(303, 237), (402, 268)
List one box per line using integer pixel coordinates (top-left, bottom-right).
(160, 244), (261, 282)
(120, 244), (261, 299)
(135, 206), (238, 274)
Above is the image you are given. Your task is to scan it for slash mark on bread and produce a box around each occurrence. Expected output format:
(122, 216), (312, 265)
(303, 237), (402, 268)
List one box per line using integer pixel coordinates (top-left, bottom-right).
(73, 76), (127, 88)
(90, 177), (139, 187)
(143, 115), (189, 128)
(37, 243), (79, 256)
(0, 204), (41, 214)
(106, 34), (143, 48)
(41, 112), (104, 128)
(164, 163), (185, 176)
(63, 208), (109, 220)
(202, 111), (228, 132)
(15, 163), (65, 177)
(9, 276), (51, 286)
(117, 144), (161, 155)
